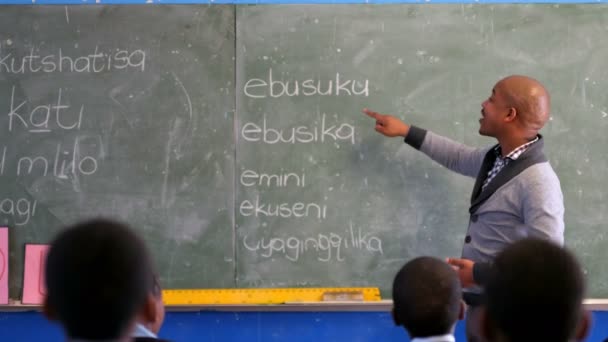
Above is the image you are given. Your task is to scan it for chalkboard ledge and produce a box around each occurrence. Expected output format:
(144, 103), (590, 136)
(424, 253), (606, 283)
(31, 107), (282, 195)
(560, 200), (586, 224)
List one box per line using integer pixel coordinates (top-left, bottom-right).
(2, 299), (608, 312)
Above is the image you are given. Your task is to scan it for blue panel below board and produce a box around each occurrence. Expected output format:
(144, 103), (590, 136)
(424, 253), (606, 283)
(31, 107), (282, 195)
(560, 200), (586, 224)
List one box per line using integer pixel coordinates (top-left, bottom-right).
(1, 311), (608, 341)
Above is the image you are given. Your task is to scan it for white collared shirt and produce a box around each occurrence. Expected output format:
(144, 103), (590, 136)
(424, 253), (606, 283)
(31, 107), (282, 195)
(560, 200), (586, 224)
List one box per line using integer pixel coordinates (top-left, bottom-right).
(482, 136), (539, 190)
(133, 323), (158, 338)
(411, 334), (456, 342)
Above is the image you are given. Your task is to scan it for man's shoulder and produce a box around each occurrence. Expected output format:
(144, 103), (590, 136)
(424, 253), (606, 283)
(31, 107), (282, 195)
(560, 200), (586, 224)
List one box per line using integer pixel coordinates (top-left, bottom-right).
(511, 163), (564, 205)
(518, 162), (560, 183)
(496, 162), (562, 200)
(133, 338), (171, 342)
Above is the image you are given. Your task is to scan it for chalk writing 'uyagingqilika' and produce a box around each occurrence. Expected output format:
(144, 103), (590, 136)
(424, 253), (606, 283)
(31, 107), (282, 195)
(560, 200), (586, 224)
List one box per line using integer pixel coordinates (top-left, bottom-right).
(243, 223), (383, 262)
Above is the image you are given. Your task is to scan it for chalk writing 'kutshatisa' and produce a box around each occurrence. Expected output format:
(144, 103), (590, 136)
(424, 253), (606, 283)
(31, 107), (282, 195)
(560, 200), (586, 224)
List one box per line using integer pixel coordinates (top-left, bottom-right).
(0, 46), (145, 74)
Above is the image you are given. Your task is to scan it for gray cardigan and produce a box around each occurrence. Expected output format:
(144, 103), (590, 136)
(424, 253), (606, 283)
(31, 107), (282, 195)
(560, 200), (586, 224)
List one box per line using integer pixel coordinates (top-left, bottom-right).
(404, 126), (564, 282)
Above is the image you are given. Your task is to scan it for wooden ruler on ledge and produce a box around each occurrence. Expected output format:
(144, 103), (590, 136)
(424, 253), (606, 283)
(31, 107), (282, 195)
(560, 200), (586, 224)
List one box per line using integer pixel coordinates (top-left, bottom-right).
(162, 287), (381, 305)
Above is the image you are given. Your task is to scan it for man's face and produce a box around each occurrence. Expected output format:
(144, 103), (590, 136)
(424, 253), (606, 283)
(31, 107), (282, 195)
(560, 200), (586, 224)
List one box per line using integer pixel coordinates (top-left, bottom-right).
(479, 83), (512, 138)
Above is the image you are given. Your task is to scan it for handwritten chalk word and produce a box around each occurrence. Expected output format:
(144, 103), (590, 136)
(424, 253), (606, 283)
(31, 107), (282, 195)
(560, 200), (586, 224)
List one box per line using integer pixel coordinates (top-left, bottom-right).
(240, 169), (306, 188)
(0, 46), (146, 74)
(243, 68), (369, 98)
(240, 196), (327, 219)
(241, 114), (355, 145)
(242, 223), (383, 262)
(0, 141), (99, 178)
(6, 86), (83, 133)
(0, 198), (37, 226)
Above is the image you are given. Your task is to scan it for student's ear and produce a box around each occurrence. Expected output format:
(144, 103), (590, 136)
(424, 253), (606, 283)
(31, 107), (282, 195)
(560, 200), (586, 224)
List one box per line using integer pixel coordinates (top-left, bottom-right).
(458, 300), (465, 320)
(141, 293), (158, 325)
(42, 296), (57, 321)
(574, 310), (592, 342)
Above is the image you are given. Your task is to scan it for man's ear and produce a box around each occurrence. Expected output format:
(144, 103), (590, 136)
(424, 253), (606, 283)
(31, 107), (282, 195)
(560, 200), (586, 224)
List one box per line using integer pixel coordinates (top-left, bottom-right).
(504, 107), (517, 122)
(42, 296), (56, 321)
(574, 310), (592, 342)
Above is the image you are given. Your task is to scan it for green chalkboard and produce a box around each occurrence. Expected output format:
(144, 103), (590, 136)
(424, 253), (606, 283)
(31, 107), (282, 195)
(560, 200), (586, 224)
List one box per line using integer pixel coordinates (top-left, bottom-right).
(4, 4), (608, 300)
(0, 5), (236, 298)
(235, 4), (608, 298)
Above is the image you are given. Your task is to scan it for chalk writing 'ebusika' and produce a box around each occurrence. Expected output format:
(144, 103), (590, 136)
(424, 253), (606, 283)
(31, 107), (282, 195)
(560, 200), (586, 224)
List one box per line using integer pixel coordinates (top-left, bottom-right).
(241, 114), (355, 144)
(0, 46), (145, 73)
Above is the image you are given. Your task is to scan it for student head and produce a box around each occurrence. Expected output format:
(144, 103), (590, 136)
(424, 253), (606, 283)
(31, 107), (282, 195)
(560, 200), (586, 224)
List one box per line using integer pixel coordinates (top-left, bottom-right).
(43, 218), (153, 341)
(480, 75), (550, 140)
(392, 256), (464, 338)
(137, 273), (166, 334)
(479, 238), (590, 342)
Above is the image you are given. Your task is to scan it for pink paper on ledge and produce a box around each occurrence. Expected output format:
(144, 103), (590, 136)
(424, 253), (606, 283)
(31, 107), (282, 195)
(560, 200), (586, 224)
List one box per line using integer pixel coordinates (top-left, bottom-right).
(0, 227), (8, 304)
(22, 244), (50, 305)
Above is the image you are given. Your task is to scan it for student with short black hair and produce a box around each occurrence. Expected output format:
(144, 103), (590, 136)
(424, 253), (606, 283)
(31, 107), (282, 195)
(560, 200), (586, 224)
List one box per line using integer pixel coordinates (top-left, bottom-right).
(392, 256), (464, 342)
(478, 238), (590, 342)
(43, 218), (154, 342)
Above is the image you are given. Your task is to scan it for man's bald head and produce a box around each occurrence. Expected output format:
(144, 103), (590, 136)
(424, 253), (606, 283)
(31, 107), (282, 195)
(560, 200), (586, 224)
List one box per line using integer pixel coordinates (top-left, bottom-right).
(496, 75), (550, 134)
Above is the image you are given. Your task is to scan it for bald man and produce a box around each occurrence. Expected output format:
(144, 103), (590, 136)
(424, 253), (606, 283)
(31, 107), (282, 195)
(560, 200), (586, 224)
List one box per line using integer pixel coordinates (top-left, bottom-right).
(364, 75), (564, 288)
